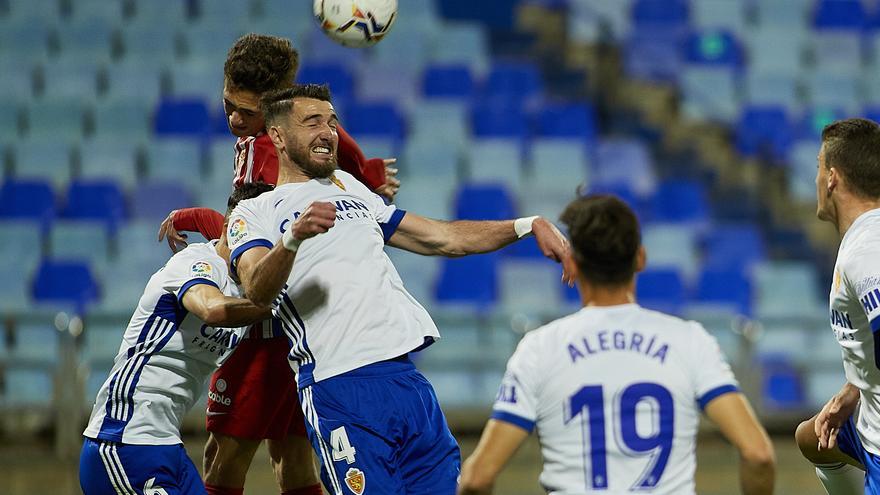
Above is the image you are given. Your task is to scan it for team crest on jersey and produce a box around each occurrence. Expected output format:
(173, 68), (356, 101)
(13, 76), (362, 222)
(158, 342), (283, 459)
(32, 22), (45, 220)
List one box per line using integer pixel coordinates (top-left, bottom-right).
(190, 261), (213, 279)
(344, 468), (365, 494)
(229, 218), (248, 244)
(330, 174), (346, 191)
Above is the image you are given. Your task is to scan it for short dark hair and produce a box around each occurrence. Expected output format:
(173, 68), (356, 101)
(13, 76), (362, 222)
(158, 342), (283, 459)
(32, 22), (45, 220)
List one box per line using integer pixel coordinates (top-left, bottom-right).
(223, 33), (299, 94)
(560, 195), (641, 286)
(260, 84), (332, 128)
(225, 181), (274, 218)
(822, 118), (880, 199)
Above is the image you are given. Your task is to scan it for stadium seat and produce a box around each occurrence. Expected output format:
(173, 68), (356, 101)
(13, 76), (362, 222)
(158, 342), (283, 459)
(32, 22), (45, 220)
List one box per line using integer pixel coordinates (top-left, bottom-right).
(38, 58), (102, 101)
(692, 0), (747, 34)
(0, 179), (55, 228)
(2, 368), (54, 407)
(631, 0), (689, 30)
(805, 73), (861, 114)
(91, 99), (153, 142)
(499, 259), (564, 313)
(813, 0), (866, 30)
(796, 107), (847, 140)
(479, 62), (544, 109)
(743, 73), (800, 112)
(1, 67), (34, 102)
(297, 63), (355, 103)
(59, 180), (126, 231)
(434, 254), (499, 309)
(103, 61), (165, 109)
(754, 0), (813, 28)
(24, 98), (87, 142)
(341, 101), (405, 140)
(429, 22), (490, 71)
(53, 18), (115, 62)
(636, 268), (685, 315)
(373, 24), (434, 78)
(470, 101), (528, 140)
(77, 138), (140, 188)
(465, 138), (524, 190)
(787, 139), (822, 201)
(0, 220), (43, 264)
(694, 268), (752, 315)
(125, 0), (190, 29)
(0, 255), (39, 313)
(594, 138), (656, 198)
(422, 64), (474, 100)
(529, 138), (590, 196)
(761, 354), (806, 410)
(7, 136), (73, 189)
(144, 138), (205, 186)
(31, 258), (101, 310)
(568, 1), (632, 43)
(49, 220), (110, 266)
(701, 224), (766, 271)
(745, 27), (806, 76)
(402, 134), (462, 181)
(535, 103), (597, 141)
(66, 0), (124, 25)
(394, 177), (456, 224)
(117, 24), (179, 71)
(454, 183), (516, 221)
(736, 106), (793, 162)
(650, 179), (710, 224)
(623, 30), (684, 83)
(679, 66), (741, 123)
(753, 261), (822, 319)
(683, 30), (743, 67)
(130, 182), (194, 221)
(168, 61), (226, 101)
(153, 98), (211, 137)
(641, 222), (700, 280)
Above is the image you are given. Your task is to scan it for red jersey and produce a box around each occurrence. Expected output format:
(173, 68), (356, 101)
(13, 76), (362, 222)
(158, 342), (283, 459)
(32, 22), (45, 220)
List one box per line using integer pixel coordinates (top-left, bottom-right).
(171, 124), (386, 239)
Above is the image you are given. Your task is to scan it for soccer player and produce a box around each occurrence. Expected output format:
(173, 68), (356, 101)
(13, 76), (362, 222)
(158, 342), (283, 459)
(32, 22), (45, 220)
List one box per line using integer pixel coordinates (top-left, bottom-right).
(156, 34), (398, 495)
(227, 83), (572, 494)
(79, 183), (274, 495)
(795, 118), (880, 495)
(457, 195), (776, 495)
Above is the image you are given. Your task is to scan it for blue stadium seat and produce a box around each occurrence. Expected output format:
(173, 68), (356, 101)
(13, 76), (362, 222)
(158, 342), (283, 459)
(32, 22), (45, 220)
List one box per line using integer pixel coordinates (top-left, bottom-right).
(680, 66), (741, 123)
(650, 179), (710, 223)
(745, 27), (806, 76)
(0, 179), (55, 228)
(54, 18), (114, 61)
(805, 73), (861, 114)
(594, 139), (656, 198)
(59, 180), (126, 230)
(422, 64), (474, 100)
(296, 63), (355, 103)
(0, 254), (38, 313)
(479, 62), (543, 108)
(744, 73), (800, 111)
(9, 138), (72, 189)
(796, 107), (847, 140)
(118, 24), (179, 71)
(302, 28), (363, 68)
(402, 135), (460, 181)
(736, 106), (793, 162)
(684, 30), (743, 67)
(701, 225), (766, 271)
(144, 138), (205, 186)
(31, 258), (101, 310)
(181, 25), (245, 68)
(373, 24), (433, 78)
(1, 67), (34, 102)
(434, 254), (499, 309)
(694, 268), (752, 315)
(813, 0), (866, 30)
(692, 0), (747, 33)
(761, 355), (806, 410)
(530, 138), (590, 196)
(126, 0), (190, 29)
(429, 22), (490, 71)
(636, 268), (685, 315)
(631, 0), (689, 30)
(49, 220), (110, 265)
(454, 183), (516, 221)
(39, 58), (101, 101)
(104, 61), (165, 108)
(130, 182), (194, 221)
(154, 98), (211, 137)
(92, 99), (153, 141)
(535, 103), (597, 141)
(168, 62), (225, 101)
(342, 102), (405, 140)
(465, 138), (524, 190)
(67, 0), (124, 25)
(641, 222), (699, 280)
(470, 101), (528, 140)
(394, 177), (456, 222)
(624, 31), (684, 82)
(437, 0), (516, 29)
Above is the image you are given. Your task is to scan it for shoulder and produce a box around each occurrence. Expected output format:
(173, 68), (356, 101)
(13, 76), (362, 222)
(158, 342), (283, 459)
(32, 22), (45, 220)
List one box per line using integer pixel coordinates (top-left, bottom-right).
(168, 243), (226, 276)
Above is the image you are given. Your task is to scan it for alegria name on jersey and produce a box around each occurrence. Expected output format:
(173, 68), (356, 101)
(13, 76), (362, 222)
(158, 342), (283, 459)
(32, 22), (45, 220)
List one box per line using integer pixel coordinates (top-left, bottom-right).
(279, 199), (375, 233)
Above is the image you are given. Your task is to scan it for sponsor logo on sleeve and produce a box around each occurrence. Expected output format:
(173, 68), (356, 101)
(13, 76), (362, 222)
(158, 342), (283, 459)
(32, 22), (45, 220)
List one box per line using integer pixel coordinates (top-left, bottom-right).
(345, 468), (365, 495)
(190, 261), (213, 279)
(228, 218), (248, 245)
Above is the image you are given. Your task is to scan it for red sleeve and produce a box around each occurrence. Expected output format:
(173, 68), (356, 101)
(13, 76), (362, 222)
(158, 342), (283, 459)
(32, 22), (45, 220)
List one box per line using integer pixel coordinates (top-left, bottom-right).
(171, 207), (225, 241)
(250, 135), (280, 185)
(337, 124), (386, 191)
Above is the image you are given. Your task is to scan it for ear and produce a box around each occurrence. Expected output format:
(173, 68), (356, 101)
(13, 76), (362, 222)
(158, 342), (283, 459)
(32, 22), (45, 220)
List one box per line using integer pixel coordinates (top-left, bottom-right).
(827, 166), (839, 194)
(268, 126), (284, 149)
(635, 246), (647, 273)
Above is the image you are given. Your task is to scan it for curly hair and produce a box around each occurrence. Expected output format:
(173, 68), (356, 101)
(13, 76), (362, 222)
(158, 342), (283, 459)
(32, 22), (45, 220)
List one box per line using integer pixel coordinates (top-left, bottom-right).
(223, 33), (299, 94)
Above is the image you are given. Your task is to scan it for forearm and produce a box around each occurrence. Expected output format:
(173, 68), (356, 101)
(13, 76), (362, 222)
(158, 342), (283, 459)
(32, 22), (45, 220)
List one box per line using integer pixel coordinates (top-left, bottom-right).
(173, 207), (225, 240)
(433, 220), (518, 257)
(740, 457), (775, 495)
(242, 244), (297, 306)
(204, 297), (272, 327)
(838, 382), (860, 404)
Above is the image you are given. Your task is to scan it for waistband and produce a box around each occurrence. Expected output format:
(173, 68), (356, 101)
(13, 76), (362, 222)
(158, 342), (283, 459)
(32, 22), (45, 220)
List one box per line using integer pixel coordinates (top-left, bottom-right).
(332, 354), (415, 379)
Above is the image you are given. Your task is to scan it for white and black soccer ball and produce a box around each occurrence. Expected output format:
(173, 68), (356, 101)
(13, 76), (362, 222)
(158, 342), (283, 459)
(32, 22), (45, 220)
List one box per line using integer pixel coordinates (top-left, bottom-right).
(313, 0), (397, 48)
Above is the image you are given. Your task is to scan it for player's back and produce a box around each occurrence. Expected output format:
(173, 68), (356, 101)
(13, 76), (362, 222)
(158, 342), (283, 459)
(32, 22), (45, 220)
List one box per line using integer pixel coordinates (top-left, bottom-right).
(494, 304), (737, 494)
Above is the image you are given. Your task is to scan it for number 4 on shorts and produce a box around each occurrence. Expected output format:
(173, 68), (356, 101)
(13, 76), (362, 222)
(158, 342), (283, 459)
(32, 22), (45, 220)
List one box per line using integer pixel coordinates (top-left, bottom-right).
(330, 426), (357, 464)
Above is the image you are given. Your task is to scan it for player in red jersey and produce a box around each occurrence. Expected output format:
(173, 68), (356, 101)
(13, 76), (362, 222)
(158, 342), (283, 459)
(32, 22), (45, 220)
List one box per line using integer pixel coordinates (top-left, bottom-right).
(157, 34), (399, 495)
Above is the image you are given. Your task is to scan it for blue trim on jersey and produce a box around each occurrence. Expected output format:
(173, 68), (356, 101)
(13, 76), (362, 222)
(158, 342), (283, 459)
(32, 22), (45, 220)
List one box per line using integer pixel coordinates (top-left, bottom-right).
(380, 209), (406, 242)
(491, 410), (536, 433)
(276, 288), (317, 388)
(98, 293), (187, 442)
(230, 238), (274, 280)
(177, 278), (219, 307)
(871, 316), (880, 332)
(697, 384), (739, 410)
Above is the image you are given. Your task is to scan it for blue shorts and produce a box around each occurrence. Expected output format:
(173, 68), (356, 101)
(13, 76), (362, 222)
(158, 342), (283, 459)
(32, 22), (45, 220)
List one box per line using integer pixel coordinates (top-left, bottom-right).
(299, 356), (460, 495)
(79, 437), (206, 495)
(837, 415), (880, 494)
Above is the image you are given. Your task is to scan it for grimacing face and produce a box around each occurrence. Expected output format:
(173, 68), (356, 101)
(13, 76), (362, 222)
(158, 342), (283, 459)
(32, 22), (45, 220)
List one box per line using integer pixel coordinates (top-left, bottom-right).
(281, 97), (339, 179)
(223, 83), (265, 138)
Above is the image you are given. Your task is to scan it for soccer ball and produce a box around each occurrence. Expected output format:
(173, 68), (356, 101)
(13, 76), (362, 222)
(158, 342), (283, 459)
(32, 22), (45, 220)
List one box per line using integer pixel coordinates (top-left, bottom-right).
(313, 0), (397, 48)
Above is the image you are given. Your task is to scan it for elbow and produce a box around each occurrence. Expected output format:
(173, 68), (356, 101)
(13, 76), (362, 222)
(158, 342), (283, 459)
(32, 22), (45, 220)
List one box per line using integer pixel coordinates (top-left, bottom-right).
(741, 440), (776, 471)
(200, 306), (229, 327)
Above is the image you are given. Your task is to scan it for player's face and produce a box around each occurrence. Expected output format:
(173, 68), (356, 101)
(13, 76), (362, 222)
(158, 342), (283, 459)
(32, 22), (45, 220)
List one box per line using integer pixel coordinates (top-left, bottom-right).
(223, 83), (265, 138)
(284, 97), (339, 179)
(816, 143), (835, 222)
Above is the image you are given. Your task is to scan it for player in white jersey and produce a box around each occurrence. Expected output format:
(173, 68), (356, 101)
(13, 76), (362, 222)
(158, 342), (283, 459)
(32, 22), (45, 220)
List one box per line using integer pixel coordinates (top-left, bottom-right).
(79, 183), (274, 495)
(458, 195), (776, 495)
(796, 118), (880, 495)
(226, 84), (572, 494)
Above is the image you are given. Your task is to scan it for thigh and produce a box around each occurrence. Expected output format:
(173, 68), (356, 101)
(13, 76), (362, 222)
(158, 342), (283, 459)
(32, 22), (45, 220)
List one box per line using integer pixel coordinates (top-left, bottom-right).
(80, 438), (202, 495)
(299, 385), (404, 495)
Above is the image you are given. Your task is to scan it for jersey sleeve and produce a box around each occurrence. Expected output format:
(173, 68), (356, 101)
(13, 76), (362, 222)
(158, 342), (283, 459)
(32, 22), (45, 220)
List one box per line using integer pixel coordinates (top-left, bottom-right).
(843, 250), (880, 332)
(490, 334), (542, 433)
(249, 135), (280, 185)
(362, 184), (406, 242)
(172, 207), (225, 240)
(688, 322), (740, 410)
(227, 198), (275, 280)
(162, 249), (228, 307)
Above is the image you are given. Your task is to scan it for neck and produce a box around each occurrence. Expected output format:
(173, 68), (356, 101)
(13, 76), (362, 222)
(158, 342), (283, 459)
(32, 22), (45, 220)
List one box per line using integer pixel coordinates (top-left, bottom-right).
(578, 279), (636, 307)
(836, 196), (880, 237)
(276, 159), (311, 185)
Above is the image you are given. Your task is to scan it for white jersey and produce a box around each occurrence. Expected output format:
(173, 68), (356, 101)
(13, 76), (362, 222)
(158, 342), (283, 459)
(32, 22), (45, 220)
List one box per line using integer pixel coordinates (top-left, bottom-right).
(830, 208), (880, 455)
(492, 304), (738, 495)
(227, 171), (439, 387)
(83, 242), (247, 445)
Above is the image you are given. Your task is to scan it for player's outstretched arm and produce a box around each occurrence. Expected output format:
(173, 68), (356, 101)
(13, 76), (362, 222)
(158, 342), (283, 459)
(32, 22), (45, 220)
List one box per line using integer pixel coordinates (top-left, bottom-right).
(705, 393), (776, 495)
(236, 202), (337, 306)
(388, 213), (574, 283)
(158, 207), (226, 252)
(180, 283), (272, 327)
(458, 419), (530, 495)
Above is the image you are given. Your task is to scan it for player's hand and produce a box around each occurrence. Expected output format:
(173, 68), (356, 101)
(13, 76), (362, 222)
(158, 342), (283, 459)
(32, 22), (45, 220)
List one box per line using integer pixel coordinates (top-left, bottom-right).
(532, 218), (576, 286)
(374, 158), (400, 201)
(815, 383), (859, 450)
(292, 201), (337, 241)
(158, 210), (188, 253)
